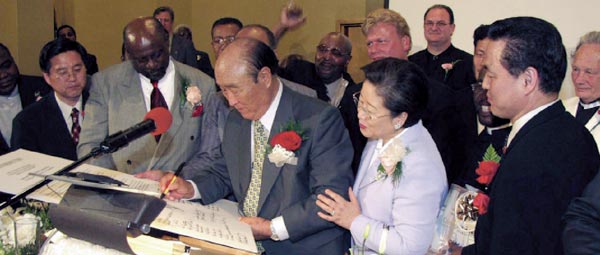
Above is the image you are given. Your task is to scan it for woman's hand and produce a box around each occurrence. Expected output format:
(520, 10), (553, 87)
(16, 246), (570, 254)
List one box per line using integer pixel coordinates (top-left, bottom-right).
(316, 187), (361, 229)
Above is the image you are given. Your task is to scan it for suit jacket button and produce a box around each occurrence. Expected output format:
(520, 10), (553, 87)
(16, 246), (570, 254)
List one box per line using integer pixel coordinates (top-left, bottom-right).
(126, 160), (132, 165)
(190, 136), (194, 140)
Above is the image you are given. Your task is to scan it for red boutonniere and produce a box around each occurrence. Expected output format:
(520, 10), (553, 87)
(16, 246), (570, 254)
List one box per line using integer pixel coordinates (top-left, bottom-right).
(267, 121), (306, 167)
(473, 145), (501, 215)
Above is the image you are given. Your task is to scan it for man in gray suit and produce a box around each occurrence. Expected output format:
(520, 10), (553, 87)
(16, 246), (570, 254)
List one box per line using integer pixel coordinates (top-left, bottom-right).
(157, 38), (353, 254)
(77, 17), (215, 174)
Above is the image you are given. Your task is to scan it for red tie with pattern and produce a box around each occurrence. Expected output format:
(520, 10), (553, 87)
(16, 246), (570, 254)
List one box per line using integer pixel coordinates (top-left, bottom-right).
(151, 80), (168, 142)
(70, 108), (81, 145)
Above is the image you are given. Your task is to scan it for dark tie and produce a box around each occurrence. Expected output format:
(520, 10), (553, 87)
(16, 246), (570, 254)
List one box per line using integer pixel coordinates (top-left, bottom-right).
(151, 80), (168, 142)
(71, 108), (81, 145)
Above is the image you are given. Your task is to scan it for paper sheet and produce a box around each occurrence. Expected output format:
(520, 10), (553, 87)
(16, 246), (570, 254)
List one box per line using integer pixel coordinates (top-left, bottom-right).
(152, 199), (257, 253)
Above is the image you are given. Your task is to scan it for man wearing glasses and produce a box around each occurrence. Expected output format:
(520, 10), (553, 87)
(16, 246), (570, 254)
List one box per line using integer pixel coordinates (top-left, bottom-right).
(409, 4), (477, 183)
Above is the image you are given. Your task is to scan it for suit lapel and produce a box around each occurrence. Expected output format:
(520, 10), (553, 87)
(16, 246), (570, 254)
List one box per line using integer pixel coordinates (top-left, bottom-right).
(505, 101), (564, 155)
(231, 112), (253, 199)
(153, 69), (184, 165)
(256, 87), (295, 214)
(45, 94), (77, 157)
(118, 68), (158, 165)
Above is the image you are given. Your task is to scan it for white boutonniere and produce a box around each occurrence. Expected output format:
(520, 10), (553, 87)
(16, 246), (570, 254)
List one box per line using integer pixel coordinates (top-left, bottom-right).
(267, 121), (305, 167)
(376, 137), (409, 185)
(180, 79), (203, 117)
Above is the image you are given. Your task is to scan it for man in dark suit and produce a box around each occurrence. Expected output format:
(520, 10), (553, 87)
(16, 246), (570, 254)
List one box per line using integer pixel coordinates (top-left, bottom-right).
(56, 25), (99, 75)
(11, 39), (88, 160)
(153, 6), (203, 72)
(0, 43), (52, 155)
(174, 24), (214, 77)
(456, 17), (600, 255)
(280, 32), (365, 174)
(157, 38), (353, 254)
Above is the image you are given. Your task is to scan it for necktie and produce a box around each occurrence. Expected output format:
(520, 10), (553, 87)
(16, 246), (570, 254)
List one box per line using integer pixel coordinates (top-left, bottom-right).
(243, 121), (268, 217)
(151, 80), (168, 142)
(71, 108), (81, 145)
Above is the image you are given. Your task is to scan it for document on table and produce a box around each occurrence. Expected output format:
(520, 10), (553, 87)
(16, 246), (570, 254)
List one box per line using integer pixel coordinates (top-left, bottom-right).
(0, 149), (160, 204)
(152, 199), (258, 254)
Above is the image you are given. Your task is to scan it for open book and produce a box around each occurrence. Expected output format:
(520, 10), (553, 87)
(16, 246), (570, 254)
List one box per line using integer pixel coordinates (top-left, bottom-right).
(0, 149), (257, 254)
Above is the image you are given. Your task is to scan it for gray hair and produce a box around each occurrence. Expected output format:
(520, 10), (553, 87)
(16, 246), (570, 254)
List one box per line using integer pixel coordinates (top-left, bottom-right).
(573, 31), (600, 57)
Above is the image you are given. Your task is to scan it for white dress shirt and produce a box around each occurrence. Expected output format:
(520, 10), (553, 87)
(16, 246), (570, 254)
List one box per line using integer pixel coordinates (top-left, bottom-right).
(506, 100), (558, 148)
(0, 86), (21, 146)
(54, 92), (83, 135)
(139, 59), (176, 111)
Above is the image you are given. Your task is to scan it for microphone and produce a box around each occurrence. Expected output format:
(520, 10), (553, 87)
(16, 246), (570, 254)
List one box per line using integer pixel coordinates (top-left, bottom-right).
(97, 107), (172, 154)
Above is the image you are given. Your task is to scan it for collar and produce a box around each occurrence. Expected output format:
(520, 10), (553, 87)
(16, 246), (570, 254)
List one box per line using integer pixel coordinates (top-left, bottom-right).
(258, 78), (284, 132)
(0, 85), (19, 99)
(485, 123), (512, 135)
(139, 59), (175, 84)
(579, 99), (600, 109)
(375, 127), (408, 153)
(55, 92), (83, 119)
(506, 99), (558, 147)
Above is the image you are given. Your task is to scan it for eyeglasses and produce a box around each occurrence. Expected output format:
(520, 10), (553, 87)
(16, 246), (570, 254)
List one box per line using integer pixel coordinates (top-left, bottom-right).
(53, 66), (84, 81)
(212, 36), (236, 45)
(353, 92), (390, 120)
(316, 45), (349, 58)
(424, 21), (449, 28)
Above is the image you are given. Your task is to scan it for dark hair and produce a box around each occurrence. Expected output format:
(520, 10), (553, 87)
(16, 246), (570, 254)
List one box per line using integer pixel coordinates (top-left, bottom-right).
(56, 24), (76, 39)
(0, 43), (10, 56)
(39, 38), (88, 73)
(361, 58), (428, 127)
(153, 6), (174, 21)
(211, 17), (243, 38)
(488, 16), (567, 94)
(241, 24), (277, 49)
(237, 38), (279, 82)
(473, 24), (490, 47)
(424, 4), (454, 24)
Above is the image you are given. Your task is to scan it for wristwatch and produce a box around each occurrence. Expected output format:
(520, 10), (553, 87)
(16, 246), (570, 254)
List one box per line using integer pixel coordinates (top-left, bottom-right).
(270, 222), (280, 241)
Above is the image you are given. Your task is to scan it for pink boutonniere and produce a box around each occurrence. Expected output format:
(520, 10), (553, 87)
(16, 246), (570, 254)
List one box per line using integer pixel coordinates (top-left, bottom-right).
(473, 145), (501, 215)
(441, 59), (462, 80)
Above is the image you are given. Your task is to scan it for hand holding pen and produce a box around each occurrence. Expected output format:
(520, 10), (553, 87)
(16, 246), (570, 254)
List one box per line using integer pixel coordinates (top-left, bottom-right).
(159, 162), (194, 200)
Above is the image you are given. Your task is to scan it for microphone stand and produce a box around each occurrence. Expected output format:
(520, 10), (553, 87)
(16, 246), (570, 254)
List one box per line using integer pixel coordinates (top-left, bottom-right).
(0, 146), (107, 210)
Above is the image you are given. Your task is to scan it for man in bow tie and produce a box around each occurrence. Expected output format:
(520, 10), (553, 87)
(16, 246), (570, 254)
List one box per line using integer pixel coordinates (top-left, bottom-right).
(562, 31), (600, 152)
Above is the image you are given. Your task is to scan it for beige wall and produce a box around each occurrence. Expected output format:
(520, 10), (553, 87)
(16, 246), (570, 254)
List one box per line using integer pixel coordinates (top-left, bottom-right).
(0, 0), (54, 76)
(4, 1), (368, 74)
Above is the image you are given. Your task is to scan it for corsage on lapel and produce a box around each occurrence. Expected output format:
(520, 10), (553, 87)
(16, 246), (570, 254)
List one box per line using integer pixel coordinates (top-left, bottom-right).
(267, 120), (306, 167)
(473, 145), (501, 215)
(376, 137), (409, 185)
(180, 78), (203, 117)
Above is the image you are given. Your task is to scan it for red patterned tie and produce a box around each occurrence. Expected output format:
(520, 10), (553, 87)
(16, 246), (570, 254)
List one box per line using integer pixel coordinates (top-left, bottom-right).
(71, 108), (81, 145)
(151, 80), (168, 142)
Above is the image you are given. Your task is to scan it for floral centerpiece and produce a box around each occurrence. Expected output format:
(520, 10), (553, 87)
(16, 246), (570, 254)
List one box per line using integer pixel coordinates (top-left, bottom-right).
(0, 200), (52, 255)
(180, 78), (203, 117)
(267, 120), (306, 167)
